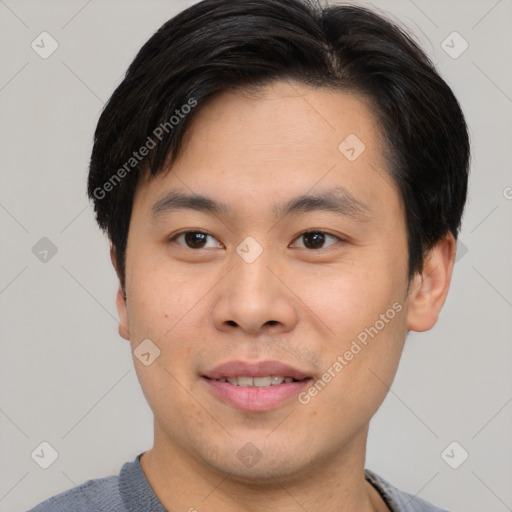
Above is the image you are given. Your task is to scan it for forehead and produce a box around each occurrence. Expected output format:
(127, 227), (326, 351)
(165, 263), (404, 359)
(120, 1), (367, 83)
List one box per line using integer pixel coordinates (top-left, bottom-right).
(180, 81), (382, 158)
(134, 80), (399, 222)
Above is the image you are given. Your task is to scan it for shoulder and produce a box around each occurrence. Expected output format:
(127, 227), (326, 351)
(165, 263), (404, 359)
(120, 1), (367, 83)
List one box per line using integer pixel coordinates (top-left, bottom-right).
(365, 469), (451, 512)
(26, 475), (124, 512)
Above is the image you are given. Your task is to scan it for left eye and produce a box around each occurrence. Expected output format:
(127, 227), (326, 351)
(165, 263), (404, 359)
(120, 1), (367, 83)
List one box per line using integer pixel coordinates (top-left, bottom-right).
(291, 231), (341, 250)
(171, 231), (221, 249)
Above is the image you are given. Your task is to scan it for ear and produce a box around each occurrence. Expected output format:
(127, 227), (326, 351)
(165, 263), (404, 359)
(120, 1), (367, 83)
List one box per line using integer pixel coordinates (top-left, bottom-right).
(406, 231), (457, 332)
(110, 243), (131, 341)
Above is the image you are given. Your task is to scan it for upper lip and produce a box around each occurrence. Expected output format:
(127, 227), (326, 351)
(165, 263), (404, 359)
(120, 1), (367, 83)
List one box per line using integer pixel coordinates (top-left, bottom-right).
(204, 360), (311, 381)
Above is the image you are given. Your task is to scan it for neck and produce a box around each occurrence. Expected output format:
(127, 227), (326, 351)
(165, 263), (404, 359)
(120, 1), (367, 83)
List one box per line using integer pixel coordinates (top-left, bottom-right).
(139, 422), (388, 512)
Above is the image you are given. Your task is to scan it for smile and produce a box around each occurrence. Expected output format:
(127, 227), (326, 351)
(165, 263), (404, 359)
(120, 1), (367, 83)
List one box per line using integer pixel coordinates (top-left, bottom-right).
(213, 376), (300, 387)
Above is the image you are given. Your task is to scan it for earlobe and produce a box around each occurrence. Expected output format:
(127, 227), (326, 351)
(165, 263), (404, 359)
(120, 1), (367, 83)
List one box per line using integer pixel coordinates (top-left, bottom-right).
(406, 232), (457, 332)
(110, 243), (131, 341)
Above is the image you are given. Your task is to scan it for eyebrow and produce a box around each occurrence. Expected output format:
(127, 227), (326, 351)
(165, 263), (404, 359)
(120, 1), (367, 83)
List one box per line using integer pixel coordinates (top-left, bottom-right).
(150, 186), (371, 222)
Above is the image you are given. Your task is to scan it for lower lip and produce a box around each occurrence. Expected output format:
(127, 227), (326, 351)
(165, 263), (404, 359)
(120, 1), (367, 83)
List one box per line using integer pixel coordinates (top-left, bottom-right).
(203, 377), (312, 412)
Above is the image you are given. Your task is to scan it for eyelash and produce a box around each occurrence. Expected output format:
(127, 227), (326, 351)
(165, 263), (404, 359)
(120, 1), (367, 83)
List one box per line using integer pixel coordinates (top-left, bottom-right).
(168, 230), (344, 251)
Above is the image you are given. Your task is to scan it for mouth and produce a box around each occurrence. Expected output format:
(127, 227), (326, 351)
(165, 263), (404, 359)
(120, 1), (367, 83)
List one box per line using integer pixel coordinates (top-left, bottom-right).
(202, 360), (313, 411)
(204, 359), (311, 381)
(204, 375), (306, 387)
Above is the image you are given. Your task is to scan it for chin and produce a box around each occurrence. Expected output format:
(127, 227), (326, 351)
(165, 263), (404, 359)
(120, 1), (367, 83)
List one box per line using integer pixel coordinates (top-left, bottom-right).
(196, 440), (318, 486)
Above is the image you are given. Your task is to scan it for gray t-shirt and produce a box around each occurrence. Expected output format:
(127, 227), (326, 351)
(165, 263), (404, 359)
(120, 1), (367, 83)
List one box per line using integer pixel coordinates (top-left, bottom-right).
(26, 453), (450, 512)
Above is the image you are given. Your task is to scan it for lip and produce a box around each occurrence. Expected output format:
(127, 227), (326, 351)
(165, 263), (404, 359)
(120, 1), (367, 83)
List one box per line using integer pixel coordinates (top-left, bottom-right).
(203, 377), (312, 412)
(204, 360), (311, 380)
(202, 360), (312, 412)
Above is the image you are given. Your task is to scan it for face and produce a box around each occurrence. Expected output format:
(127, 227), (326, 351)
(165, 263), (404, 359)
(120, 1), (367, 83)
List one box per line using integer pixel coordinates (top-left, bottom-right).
(114, 81), (436, 483)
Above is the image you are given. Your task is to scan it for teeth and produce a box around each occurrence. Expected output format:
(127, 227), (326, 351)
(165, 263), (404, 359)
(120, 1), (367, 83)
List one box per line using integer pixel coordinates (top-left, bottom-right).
(219, 376), (296, 387)
(254, 376), (272, 387)
(237, 376), (253, 387)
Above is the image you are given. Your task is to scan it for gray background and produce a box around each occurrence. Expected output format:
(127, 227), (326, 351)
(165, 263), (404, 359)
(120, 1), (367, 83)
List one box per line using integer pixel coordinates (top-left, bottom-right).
(1, 0), (511, 511)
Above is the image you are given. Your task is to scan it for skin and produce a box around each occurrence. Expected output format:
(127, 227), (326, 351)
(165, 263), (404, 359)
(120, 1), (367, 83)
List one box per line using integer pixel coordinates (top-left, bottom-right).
(111, 80), (456, 512)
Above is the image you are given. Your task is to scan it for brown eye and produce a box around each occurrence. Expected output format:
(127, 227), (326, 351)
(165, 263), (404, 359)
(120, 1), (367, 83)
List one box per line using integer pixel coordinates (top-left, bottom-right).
(292, 231), (340, 250)
(171, 231), (221, 249)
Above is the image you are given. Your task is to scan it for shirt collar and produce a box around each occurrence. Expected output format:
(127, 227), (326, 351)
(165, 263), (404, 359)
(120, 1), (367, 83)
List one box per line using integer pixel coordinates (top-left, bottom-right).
(119, 452), (427, 512)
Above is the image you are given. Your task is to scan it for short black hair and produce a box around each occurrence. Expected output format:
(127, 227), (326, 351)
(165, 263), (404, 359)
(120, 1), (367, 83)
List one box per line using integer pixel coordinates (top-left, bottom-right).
(88, 0), (470, 292)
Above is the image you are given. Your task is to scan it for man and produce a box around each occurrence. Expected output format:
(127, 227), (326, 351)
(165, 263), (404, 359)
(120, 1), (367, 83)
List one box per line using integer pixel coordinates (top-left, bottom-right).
(27, 0), (469, 510)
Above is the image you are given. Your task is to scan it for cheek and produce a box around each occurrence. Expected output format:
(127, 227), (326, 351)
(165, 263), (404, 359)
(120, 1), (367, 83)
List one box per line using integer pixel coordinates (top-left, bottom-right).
(313, 307), (407, 428)
(298, 263), (399, 340)
(134, 360), (208, 442)
(129, 259), (203, 335)
(303, 263), (407, 395)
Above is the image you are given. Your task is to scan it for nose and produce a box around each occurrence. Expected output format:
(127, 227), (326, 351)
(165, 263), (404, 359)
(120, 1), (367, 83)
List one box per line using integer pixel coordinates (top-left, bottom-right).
(211, 244), (298, 336)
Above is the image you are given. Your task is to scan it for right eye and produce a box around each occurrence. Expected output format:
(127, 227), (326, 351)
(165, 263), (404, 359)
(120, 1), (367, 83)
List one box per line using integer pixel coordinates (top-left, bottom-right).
(169, 230), (223, 250)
